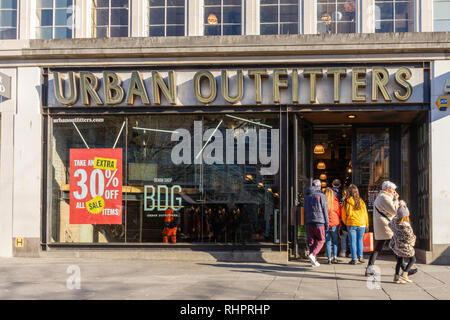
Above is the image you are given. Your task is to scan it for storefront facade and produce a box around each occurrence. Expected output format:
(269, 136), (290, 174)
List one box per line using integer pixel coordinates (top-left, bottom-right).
(0, 33), (449, 263)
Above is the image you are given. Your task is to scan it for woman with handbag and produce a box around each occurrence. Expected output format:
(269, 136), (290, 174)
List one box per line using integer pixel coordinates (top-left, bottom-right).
(324, 187), (342, 264)
(342, 184), (369, 264)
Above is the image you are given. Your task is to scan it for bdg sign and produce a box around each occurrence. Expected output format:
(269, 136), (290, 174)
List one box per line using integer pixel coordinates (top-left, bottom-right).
(47, 67), (425, 107)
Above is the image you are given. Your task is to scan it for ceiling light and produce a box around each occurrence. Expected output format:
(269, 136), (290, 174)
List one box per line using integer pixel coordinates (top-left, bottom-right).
(347, 114), (356, 119)
(320, 174), (327, 180)
(317, 161), (326, 170)
(314, 144), (325, 154)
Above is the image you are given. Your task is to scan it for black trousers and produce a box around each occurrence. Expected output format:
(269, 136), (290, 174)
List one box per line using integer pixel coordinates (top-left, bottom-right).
(395, 256), (416, 276)
(368, 239), (387, 266)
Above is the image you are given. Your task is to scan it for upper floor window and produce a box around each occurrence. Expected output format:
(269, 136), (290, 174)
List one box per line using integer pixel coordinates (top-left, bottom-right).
(260, 0), (299, 35)
(36, 0), (74, 39)
(204, 0), (242, 36)
(149, 0), (186, 36)
(317, 0), (356, 34)
(0, 0), (17, 39)
(375, 0), (414, 33)
(92, 0), (129, 38)
(434, 0), (450, 31)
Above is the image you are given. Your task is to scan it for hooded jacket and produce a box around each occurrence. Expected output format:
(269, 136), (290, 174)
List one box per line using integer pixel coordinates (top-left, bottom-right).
(304, 186), (329, 229)
(342, 196), (369, 228)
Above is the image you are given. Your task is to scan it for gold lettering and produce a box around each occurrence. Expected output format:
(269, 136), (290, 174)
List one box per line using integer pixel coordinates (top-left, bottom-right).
(303, 68), (323, 103)
(273, 69), (288, 104)
(248, 70), (268, 104)
(327, 68), (346, 103)
(54, 71), (78, 105)
(80, 72), (103, 105)
(193, 70), (217, 104)
(394, 67), (413, 101)
(126, 71), (150, 105)
(152, 71), (176, 105)
(103, 71), (124, 105)
(372, 67), (392, 102)
(292, 69), (299, 104)
(221, 70), (243, 104)
(352, 68), (367, 102)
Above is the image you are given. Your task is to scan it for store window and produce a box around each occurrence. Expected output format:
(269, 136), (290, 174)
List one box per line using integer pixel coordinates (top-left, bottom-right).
(36, 0), (74, 39)
(260, 0), (299, 35)
(317, 0), (356, 34)
(375, 0), (414, 33)
(0, 0), (17, 40)
(92, 0), (129, 38)
(149, 0), (186, 37)
(434, 0), (450, 31)
(204, 0), (242, 36)
(50, 114), (280, 244)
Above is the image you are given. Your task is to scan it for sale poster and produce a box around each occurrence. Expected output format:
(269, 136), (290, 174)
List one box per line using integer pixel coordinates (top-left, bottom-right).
(69, 148), (123, 224)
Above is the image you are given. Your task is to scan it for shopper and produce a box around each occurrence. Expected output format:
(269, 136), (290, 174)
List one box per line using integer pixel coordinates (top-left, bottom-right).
(342, 184), (369, 264)
(324, 187), (342, 264)
(365, 181), (400, 275)
(304, 179), (329, 267)
(332, 179), (343, 203)
(339, 187), (350, 258)
(389, 205), (417, 284)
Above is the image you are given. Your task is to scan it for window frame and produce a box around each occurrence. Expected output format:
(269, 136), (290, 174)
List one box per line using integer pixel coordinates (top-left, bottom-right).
(148, 0), (187, 37)
(316, 0), (358, 34)
(92, 0), (131, 38)
(0, 0), (19, 40)
(203, 0), (244, 36)
(374, 0), (415, 33)
(260, 0), (301, 35)
(36, 0), (75, 39)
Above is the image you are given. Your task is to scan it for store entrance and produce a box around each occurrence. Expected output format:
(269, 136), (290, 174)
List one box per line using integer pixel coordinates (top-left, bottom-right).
(312, 126), (352, 191)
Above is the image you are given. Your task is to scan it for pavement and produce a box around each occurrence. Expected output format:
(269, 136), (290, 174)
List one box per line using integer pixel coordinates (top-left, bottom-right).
(0, 255), (449, 300)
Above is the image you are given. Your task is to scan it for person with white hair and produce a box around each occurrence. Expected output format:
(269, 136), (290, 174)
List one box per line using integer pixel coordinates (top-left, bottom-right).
(365, 180), (400, 275)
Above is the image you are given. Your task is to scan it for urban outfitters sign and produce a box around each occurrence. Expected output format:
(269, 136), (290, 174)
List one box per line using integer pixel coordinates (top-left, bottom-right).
(47, 67), (424, 107)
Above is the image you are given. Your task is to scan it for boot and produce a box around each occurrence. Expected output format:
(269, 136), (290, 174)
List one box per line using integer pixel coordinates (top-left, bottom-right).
(400, 272), (413, 283)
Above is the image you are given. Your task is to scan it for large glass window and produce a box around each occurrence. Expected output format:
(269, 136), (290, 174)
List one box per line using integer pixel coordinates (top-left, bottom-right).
(204, 0), (242, 36)
(317, 0), (356, 34)
(0, 0), (17, 40)
(375, 0), (414, 33)
(36, 0), (74, 39)
(434, 0), (450, 31)
(92, 0), (129, 38)
(50, 114), (280, 244)
(260, 0), (299, 35)
(149, 0), (186, 37)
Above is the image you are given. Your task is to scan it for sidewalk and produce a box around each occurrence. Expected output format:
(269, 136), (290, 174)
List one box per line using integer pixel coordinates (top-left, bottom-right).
(0, 256), (449, 300)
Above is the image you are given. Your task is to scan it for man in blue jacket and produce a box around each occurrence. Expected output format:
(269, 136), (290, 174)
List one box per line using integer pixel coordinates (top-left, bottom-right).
(304, 179), (329, 267)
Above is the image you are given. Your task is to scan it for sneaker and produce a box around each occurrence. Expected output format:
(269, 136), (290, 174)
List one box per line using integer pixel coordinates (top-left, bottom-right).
(346, 253), (352, 258)
(396, 278), (407, 284)
(313, 260), (320, 267)
(348, 259), (357, 265)
(338, 251), (346, 258)
(358, 256), (365, 264)
(308, 253), (316, 265)
(365, 266), (375, 276)
(332, 256), (340, 264)
(327, 258), (333, 265)
(400, 273), (413, 283)
(407, 268), (418, 276)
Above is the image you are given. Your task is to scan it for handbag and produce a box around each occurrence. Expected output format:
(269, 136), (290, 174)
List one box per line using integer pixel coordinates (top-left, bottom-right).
(363, 232), (374, 252)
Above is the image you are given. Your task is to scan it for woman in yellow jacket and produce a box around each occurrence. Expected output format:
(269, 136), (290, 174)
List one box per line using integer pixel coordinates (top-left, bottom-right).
(342, 184), (369, 265)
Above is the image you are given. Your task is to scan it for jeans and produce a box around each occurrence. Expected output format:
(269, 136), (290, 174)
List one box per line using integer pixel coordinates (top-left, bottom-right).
(325, 226), (339, 259)
(347, 226), (365, 260)
(340, 232), (348, 253)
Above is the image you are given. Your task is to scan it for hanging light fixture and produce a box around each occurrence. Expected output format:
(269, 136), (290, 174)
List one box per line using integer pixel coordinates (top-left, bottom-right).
(321, 181), (327, 187)
(314, 144), (325, 154)
(319, 174), (327, 181)
(317, 161), (326, 170)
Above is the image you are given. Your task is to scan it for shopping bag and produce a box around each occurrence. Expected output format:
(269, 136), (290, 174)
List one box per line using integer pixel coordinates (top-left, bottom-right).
(363, 232), (374, 252)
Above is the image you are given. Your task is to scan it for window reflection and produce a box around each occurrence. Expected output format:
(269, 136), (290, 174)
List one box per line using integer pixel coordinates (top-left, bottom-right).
(149, 0), (186, 37)
(375, 0), (414, 33)
(92, 0), (129, 38)
(204, 0), (242, 36)
(36, 0), (74, 39)
(0, 0), (17, 40)
(317, 0), (356, 34)
(51, 114), (280, 244)
(260, 0), (299, 35)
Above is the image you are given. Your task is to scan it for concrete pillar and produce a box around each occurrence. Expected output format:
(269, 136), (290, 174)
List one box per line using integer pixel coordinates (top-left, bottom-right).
(189, 0), (203, 36)
(245, 0), (259, 35)
(0, 68), (16, 258)
(12, 67), (42, 257)
(18, 0), (35, 39)
(420, 0), (433, 32)
(303, 0), (315, 34)
(131, 0), (147, 37)
(361, 0), (375, 33)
